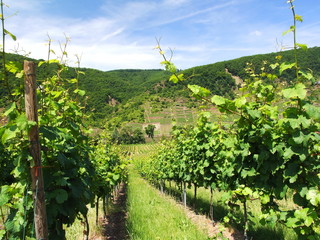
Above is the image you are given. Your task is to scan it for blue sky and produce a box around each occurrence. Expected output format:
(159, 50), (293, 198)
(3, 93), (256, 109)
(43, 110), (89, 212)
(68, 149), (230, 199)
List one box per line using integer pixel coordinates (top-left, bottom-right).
(4, 0), (320, 71)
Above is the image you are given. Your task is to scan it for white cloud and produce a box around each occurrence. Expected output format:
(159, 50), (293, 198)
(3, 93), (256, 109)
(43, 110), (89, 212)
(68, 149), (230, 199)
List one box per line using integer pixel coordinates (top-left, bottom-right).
(1, 0), (319, 72)
(163, 0), (190, 7)
(101, 1), (156, 22)
(250, 30), (262, 37)
(298, 22), (320, 47)
(79, 43), (160, 70)
(150, 1), (236, 28)
(100, 28), (126, 42)
(5, 0), (44, 13)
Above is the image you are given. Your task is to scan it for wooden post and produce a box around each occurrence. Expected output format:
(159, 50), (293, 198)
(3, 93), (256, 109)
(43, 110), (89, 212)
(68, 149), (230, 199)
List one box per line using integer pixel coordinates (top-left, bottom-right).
(243, 200), (248, 240)
(193, 183), (197, 209)
(183, 182), (187, 208)
(24, 60), (48, 239)
(96, 197), (99, 225)
(209, 187), (214, 220)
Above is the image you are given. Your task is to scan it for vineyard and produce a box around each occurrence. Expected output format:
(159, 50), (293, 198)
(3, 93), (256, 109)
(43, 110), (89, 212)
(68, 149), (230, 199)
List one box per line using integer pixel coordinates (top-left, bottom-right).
(0, 0), (320, 240)
(0, 57), (127, 239)
(0, 4), (127, 237)
(137, 2), (320, 238)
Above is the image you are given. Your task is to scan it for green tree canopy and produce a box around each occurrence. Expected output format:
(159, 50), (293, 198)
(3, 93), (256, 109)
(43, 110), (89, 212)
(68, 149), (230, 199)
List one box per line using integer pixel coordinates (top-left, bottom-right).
(145, 124), (156, 139)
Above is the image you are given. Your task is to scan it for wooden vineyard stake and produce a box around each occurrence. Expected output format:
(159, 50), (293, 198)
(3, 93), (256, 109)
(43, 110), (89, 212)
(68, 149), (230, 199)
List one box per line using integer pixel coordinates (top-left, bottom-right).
(183, 182), (187, 208)
(209, 187), (214, 220)
(24, 60), (48, 239)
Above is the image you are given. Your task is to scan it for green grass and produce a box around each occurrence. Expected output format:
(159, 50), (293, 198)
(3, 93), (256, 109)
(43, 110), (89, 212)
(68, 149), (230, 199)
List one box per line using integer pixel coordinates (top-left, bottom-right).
(163, 183), (298, 240)
(126, 167), (209, 240)
(65, 200), (104, 240)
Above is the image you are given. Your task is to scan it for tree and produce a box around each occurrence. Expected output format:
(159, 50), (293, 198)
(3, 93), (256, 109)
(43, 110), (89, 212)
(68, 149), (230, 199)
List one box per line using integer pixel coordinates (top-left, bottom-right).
(112, 126), (145, 144)
(145, 124), (156, 140)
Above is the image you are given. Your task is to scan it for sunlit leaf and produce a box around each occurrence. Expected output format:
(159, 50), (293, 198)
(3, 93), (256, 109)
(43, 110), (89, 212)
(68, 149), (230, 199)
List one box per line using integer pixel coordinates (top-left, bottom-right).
(2, 126), (19, 144)
(211, 95), (227, 105)
(279, 62), (296, 75)
(306, 189), (320, 206)
(296, 43), (308, 51)
(282, 83), (307, 99)
(295, 14), (303, 22)
(188, 84), (211, 98)
(74, 89), (86, 96)
(4, 29), (16, 41)
(260, 194), (270, 204)
(282, 26), (295, 36)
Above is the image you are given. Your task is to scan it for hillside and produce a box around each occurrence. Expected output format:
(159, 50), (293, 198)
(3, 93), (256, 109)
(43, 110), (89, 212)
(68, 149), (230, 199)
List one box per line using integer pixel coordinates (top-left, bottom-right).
(106, 46), (320, 136)
(183, 46), (320, 87)
(0, 46), (320, 129)
(0, 54), (171, 125)
(76, 68), (171, 121)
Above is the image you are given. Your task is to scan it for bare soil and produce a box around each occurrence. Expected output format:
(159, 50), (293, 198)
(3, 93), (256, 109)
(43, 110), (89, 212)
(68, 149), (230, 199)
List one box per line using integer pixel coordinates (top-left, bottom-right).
(99, 183), (128, 240)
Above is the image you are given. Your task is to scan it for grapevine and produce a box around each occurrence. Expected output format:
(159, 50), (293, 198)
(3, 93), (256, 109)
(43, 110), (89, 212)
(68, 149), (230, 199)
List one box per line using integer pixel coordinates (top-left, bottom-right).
(141, 1), (320, 239)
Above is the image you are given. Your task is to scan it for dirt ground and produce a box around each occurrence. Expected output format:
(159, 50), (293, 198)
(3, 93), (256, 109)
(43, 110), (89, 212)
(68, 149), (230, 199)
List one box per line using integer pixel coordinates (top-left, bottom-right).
(96, 181), (243, 240)
(95, 183), (128, 240)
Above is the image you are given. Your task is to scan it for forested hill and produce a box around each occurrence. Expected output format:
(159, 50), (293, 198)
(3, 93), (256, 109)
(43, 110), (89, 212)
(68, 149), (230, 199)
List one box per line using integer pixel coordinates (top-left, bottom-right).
(0, 46), (320, 126)
(0, 54), (171, 123)
(182, 46), (320, 91)
(75, 68), (171, 120)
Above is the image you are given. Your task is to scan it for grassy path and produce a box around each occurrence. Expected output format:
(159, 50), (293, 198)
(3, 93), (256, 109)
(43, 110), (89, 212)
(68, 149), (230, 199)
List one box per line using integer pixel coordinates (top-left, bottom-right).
(126, 166), (209, 240)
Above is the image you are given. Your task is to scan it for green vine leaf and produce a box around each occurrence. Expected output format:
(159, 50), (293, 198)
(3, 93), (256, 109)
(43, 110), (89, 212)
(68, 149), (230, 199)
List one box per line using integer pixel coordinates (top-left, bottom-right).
(295, 14), (303, 22)
(279, 62), (296, 75)
(211, 95), (227, 105)
(298, 70), (314, 81)
(15, 114), (36, 131)
(169, 73), (184, 83)
(5, 61), (23, 78)
(286, 217), (299, 228)
(4, 102), (17, 117)
(2, 125), (19, 144)
(74, 89), (86, 96)
(247, 109), (261, 119)
(0, 185), (11, 205)
(4, 29), (16, 41)
(303, 104), (320, 120)
(160, 60), (177, 73)
(0, 229), (5, 239)
(260, 194), (270, 204)
(234, 97), (246, 108)
(306, 189), (320, 206)
(53, 189), (68, 204)
(270, 63), (279, 69)
(282, 25), (295, 36)
(296, 43), (308, 51)
(38, 59), (60, 67)
(282, 83), (306, 99)
(242, 187), (253, 196)
(188, 84), (211, 98)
